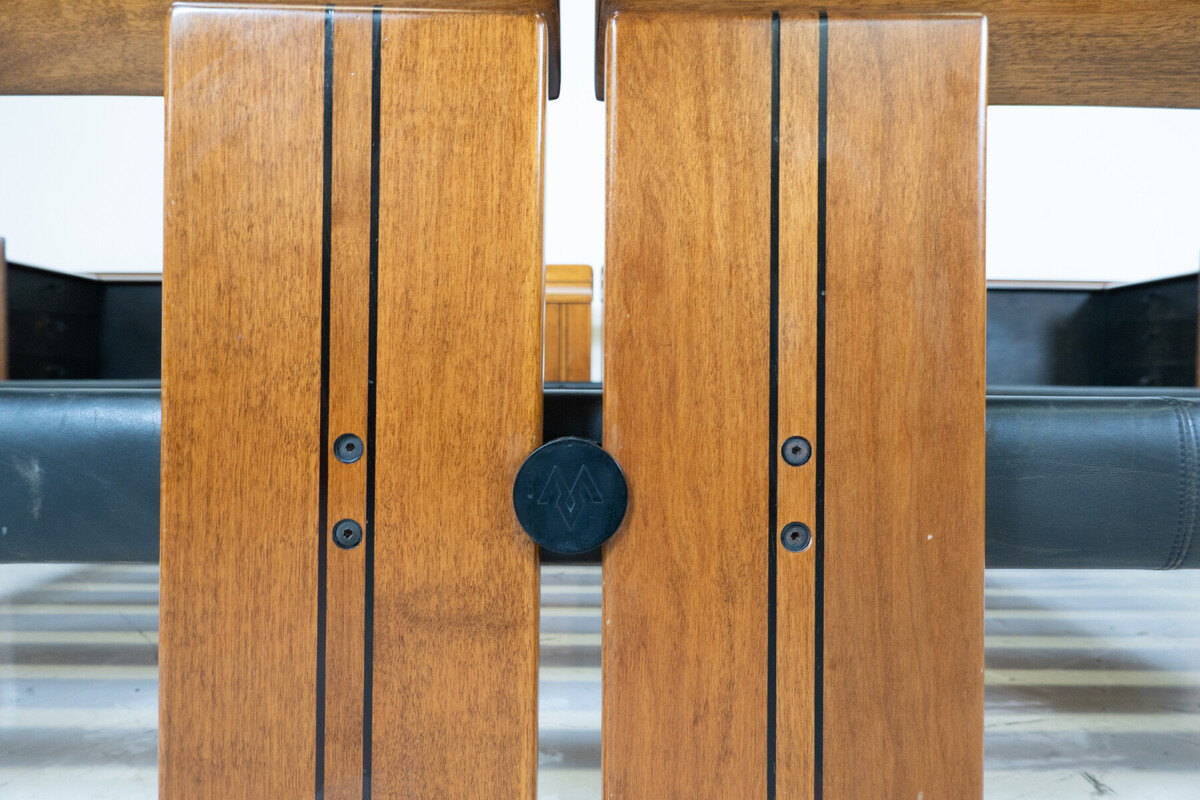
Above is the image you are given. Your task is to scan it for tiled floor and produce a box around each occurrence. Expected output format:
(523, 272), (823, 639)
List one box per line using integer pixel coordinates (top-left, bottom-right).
(0, 564), (158, 798)
(1, 564), (1197, 798)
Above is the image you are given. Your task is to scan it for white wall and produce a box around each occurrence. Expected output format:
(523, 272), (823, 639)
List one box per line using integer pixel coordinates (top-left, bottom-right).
(986, 106), (1200, 283)
(0, 5), (1197, 292)
(0, 96), (164, 274)
(545, 0), (607, 276)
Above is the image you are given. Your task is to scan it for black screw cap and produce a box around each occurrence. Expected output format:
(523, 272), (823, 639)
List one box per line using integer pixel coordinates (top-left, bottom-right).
(334, 433), (364, 464)
(332, 519), (363, 550)
(781, 436), (812, 467)
(781, 522), (812, 553)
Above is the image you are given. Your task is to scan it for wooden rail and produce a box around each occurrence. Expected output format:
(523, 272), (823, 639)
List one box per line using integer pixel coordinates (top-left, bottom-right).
(0, 0), (1195, 105)
(596, 0), (1200, 107)
(0, 0), (560, 98)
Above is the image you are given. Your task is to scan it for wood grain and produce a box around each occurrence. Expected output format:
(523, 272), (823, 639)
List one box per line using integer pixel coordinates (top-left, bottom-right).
(822, 15), (986, 797)
(371, 9), (544, 798)
(602, 11), (772, 796)
(604, 9), (984, 797)
(545, 303), (563, 380)
(2, 0), (1197, 105)
(594, 0), (1200, 108)
(163, 5), (546, 797)
(323, 9), (372, 799)
(776, 14), (819, 798)
(161, 7), (324, 797)
(0, 0), (560, 98)
(545, 263), (592, 382)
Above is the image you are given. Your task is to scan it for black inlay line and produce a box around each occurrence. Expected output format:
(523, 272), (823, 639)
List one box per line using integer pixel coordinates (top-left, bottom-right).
(316, 7), (334, 799)
(363, 6), (381, 799)
(767, 10), (781, 800)
(814, 10), (828, 800)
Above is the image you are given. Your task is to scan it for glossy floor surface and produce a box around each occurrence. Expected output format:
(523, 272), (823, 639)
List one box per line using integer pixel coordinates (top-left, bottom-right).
(1, 564), (1197, 798)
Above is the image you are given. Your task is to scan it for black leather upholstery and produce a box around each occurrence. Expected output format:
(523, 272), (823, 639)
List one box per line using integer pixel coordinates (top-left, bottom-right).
(1, 383), (1197, 568)
(987, 395), (1200, 569)
(989, 385), (1200, 398)
(0, 384), (161, 562)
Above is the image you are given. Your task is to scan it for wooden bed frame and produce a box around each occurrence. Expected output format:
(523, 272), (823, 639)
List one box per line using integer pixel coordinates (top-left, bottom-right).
(1, 1), (1195, 797)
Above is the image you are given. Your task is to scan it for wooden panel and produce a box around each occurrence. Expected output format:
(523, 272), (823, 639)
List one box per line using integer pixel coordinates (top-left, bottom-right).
(546, 263), (593, 304)
(0, 0), (559, 98)
(163, 5), (545, 798)
(371, 9), (544, 798)
(603, 12), (772, 796)
(545, 263), (592, 382)
(594, 0), (1200, 108)
(821, 15), (985, 798)
(161, 7), (324, 797)
(604, 9), (984, 798)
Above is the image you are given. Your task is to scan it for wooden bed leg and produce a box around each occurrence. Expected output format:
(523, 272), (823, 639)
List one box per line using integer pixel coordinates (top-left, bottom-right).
(160, 4), (549, 797)
(601, 9), (985, 797)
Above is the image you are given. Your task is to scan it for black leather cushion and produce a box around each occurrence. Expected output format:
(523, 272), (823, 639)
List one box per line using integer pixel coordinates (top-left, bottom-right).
(2, 382), (1197, 568)
(987, 395), (1200, 569)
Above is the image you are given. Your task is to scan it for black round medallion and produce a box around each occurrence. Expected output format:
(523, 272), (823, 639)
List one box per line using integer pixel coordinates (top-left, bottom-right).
(513, 437), (628, 555)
